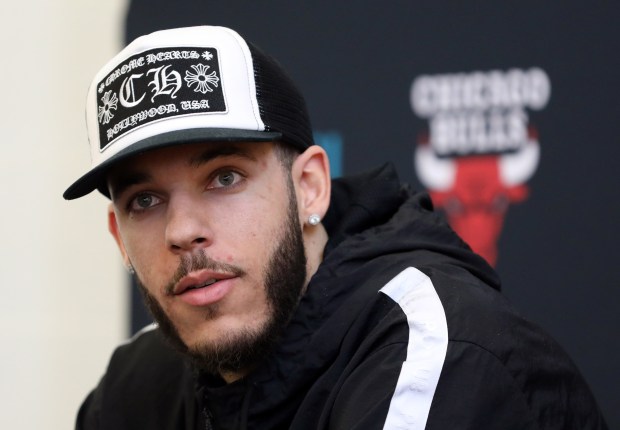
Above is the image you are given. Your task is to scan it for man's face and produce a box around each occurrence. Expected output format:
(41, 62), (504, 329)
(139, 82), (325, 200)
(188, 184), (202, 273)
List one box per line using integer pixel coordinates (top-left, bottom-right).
(107, 142), (307, 377)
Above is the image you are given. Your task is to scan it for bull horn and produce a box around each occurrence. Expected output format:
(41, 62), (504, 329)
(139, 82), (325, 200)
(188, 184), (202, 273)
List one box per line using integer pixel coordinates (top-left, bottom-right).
(415, 144), (456, 191)
(499, 139), (540, 186)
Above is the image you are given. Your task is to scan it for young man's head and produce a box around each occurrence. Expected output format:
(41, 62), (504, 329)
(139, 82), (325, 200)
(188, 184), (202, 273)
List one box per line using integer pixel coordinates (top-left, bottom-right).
(65, 26), (331, 382)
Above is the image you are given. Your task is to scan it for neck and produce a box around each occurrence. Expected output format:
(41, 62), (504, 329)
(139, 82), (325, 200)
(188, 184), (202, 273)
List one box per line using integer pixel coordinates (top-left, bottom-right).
(303, 224), (329, 291)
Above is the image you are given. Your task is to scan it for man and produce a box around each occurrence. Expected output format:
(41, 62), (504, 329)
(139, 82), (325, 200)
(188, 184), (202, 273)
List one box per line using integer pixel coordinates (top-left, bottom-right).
(66, 26), (607, 429)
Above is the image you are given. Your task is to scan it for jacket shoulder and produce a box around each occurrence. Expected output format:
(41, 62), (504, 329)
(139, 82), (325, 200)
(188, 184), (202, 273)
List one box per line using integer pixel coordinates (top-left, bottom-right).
(76, 326), (200, 430)
(419, 267), (609, 429)
(363, 266), (607, 429)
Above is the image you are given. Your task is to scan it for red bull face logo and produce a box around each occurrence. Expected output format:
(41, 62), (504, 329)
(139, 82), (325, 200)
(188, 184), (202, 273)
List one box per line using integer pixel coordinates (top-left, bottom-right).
(411, 69), (550, 266)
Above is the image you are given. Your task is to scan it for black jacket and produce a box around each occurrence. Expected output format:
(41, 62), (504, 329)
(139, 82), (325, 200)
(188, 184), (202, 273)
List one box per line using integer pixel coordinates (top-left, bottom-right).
(77, 164), (608, 429)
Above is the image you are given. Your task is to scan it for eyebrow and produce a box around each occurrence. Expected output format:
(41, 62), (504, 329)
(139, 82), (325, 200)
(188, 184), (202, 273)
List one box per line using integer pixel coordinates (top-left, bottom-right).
(108, 171), (152, 200)
(188, 144), (258, 167)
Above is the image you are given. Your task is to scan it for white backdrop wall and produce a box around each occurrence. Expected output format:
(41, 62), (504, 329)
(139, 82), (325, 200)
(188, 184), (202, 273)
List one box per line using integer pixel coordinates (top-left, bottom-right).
(0, 1), (128, 428)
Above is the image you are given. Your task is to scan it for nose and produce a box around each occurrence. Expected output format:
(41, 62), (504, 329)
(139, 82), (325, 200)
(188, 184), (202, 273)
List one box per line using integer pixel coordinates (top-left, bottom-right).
(165, 194), (212, 254)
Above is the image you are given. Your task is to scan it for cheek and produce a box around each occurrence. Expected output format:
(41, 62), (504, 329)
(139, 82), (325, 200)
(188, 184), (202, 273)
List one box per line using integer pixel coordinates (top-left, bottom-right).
(229, 185), (284, 230)
(119, 226), (167, 285)
(122, 230), (156, 262)
(216, 193), (285, 262)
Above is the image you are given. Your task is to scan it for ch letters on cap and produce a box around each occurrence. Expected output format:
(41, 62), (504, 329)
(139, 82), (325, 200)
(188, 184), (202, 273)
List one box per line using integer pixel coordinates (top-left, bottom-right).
(96, 47), (228, 151)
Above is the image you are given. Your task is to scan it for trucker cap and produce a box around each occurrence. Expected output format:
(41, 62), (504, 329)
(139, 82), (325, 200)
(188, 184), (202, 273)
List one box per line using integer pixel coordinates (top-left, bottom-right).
(64, 25), (313, 200)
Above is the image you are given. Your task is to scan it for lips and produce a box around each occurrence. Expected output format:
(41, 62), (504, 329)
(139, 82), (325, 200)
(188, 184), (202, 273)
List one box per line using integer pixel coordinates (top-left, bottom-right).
(174, 270), (233, 294)
(173, 270), (236, 307)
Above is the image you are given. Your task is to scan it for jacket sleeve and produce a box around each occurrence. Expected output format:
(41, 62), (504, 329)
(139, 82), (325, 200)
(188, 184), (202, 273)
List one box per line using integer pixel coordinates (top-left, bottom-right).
(327, 339), (609, 430)
(427, 341), (542, 430)
(326, 341), (543, 429)
(327, 342), (408, 429)
(428, 340), (609, 430)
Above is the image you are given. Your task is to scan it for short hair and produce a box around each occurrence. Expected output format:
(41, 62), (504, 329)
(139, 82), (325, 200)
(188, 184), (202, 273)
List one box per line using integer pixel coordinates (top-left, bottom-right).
(273, 141), (301, 171)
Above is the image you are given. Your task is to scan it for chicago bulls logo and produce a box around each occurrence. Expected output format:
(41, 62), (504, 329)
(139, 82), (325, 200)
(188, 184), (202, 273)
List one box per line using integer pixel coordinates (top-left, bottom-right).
(411, 68), (550, 266)
(416, 131), (539, 266)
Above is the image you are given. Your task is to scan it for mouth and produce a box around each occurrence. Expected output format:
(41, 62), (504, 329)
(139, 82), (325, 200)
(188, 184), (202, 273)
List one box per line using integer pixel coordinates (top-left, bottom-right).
(173, 271), (235, 296)
(184, 278), (218, 291)
(172, 271), (238, 307)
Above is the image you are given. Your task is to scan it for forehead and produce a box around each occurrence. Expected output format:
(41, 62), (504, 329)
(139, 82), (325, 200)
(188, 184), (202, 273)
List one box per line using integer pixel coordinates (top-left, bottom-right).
(113, 141), (277, 172)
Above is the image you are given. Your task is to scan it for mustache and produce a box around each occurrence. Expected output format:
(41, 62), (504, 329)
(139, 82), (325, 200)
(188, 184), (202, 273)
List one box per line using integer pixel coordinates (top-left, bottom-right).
(163, 252), (246, 296)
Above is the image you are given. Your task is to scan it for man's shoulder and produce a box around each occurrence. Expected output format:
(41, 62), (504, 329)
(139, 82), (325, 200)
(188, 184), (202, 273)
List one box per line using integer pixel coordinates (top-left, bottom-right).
(414, 264), (525, 340)
(112, 324), (170, 358)
(76, 325), (198, 430)
(376, 264), (580, 384)
(106, 323), (190, 389)
(372, 266), (607, 429)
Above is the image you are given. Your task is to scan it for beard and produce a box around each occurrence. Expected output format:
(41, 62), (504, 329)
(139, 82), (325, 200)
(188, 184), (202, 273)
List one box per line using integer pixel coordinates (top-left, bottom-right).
(135, 183), (308, 377)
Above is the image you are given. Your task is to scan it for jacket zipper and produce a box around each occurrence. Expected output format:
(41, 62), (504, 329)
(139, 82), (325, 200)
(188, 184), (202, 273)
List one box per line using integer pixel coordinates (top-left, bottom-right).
(202, 405), (214, 430)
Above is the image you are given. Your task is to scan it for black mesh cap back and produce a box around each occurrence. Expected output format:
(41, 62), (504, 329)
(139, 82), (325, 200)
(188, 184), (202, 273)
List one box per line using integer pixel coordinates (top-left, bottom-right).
(248, 42), (314, 151)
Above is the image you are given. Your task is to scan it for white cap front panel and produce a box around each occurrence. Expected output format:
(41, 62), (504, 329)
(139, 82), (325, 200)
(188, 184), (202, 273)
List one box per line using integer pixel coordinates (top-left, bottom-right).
(85, 26), (265, 168)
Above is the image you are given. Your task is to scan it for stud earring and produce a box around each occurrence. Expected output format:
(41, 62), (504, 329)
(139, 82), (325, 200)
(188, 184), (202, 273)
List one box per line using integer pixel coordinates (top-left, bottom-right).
(308, 214), (321, 226)
(128, 264), (136, 275)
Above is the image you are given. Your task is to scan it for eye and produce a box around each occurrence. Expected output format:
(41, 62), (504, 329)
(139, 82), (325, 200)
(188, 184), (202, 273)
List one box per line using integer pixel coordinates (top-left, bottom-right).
(209, 170), (243, 189)
(128, 193), (162, 212)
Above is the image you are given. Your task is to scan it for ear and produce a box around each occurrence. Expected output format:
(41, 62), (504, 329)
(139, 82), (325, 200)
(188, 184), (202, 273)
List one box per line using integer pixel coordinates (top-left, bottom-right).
(291, 145), (331, 224)
(107, 203), (131, 268)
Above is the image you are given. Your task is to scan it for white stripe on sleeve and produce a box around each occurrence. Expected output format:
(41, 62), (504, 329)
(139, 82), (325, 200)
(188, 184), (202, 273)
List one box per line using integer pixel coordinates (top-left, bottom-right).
(380, 267), (448, 430)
